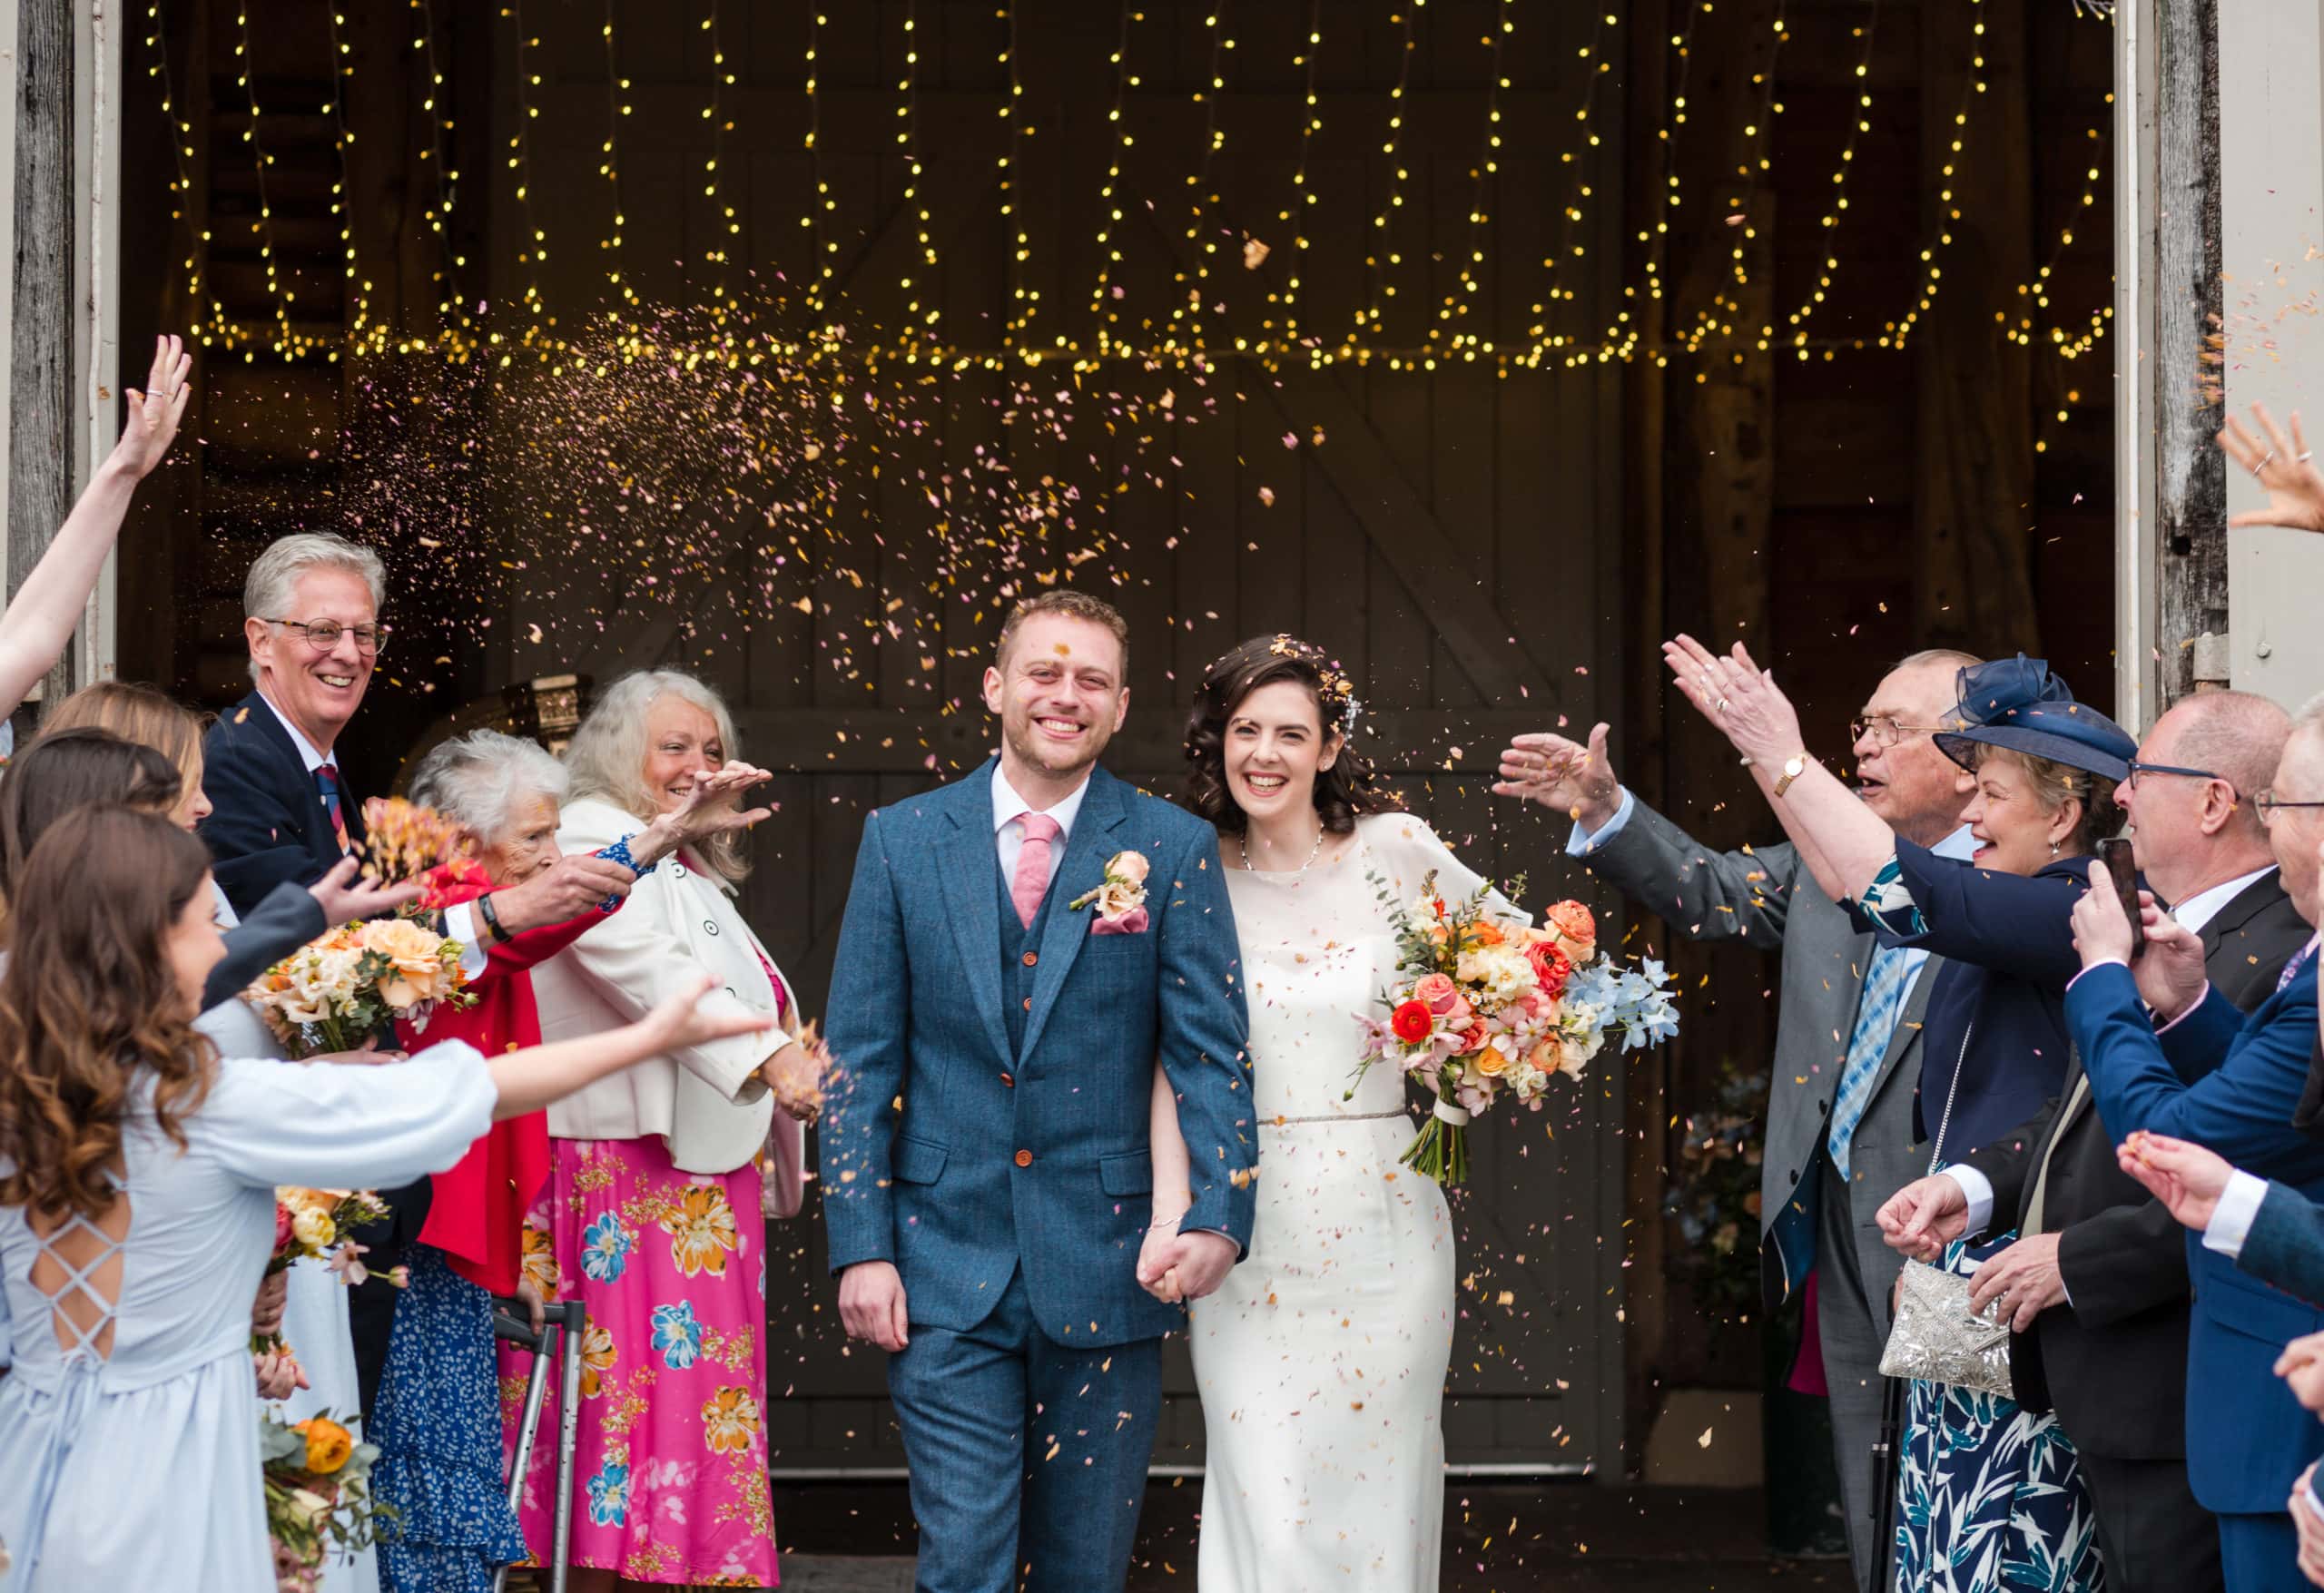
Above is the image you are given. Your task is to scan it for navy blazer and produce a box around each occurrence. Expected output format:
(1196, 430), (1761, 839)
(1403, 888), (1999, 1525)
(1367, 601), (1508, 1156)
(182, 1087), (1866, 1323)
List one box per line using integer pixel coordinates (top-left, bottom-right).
(2067, 953), (2324, 1514)
(1855, 841), (2084, 1160)
(819, 761), (1256, 1348)
(199, 689), (367, 919)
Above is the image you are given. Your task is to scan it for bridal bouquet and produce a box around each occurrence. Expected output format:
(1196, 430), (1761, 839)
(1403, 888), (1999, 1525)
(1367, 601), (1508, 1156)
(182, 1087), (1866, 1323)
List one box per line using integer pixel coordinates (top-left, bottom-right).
(252, 1188), (402, 1366)
(261, 1409), (388, 1593)
(1354, 872), (1679, 1185)
(242, 917), (474, 1057)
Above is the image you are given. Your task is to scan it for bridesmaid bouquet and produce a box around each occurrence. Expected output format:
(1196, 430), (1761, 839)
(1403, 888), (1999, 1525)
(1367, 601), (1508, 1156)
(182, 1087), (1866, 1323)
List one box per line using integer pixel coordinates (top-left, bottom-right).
(1354, 872), (1679, 1185)
(253, 1188), (401, 1365)
(241, 918), (475, 1057)
(260, 1409), (388, 1593)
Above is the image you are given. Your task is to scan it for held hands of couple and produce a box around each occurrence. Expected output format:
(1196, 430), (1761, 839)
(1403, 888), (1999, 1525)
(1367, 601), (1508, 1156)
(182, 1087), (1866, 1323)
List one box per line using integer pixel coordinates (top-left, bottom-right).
(1136, 1226), (1236, 1304)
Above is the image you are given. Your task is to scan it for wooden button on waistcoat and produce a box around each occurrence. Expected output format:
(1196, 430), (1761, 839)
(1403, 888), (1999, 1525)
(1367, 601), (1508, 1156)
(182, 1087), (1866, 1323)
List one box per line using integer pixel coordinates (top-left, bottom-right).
(1000, 1073), (1014, 1087)
(1021, 951), (1039, 967)
(1014, 1149), (1033, 1167)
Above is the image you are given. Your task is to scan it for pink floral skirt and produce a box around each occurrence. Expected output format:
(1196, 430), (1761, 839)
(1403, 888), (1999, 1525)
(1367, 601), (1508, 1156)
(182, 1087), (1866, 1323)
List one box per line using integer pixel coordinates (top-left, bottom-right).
(497, 1136), (778, 1588)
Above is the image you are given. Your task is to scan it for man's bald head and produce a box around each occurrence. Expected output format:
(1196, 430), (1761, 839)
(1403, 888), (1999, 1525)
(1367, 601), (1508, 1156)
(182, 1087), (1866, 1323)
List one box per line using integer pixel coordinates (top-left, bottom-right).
(2121, 690), (2289, 903)
(2167, 691), (2291, 831)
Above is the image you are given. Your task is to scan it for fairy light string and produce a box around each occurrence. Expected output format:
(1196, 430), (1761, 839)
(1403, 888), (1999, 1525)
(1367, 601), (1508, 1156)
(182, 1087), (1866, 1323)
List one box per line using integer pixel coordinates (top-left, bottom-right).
(1356, 1), (1422, 343)
(702, 0), (739, 305)
(1000, 0), (1038, 353)
(143, 0), (233, 349)
(1268, 0), (1324, 360)
(1167, 4), (1233, 363)
(504, 0), (550, 337)
(412, 0), (475, 351)
(1530, 5), (1611, 350)
(231, 5), (298, 358)
(1780, 0), (1884, 350)
(1088, 0), (1141, 350)
(1884, 0), (1985, 350)
(1431, 0), (1512, 366)
(1676, 0), (1788, 357)
(895, 0), (940, 339)
(600, 0), (636, 308)
(802, 8), (834, 311)
(322, 7), (375, 356)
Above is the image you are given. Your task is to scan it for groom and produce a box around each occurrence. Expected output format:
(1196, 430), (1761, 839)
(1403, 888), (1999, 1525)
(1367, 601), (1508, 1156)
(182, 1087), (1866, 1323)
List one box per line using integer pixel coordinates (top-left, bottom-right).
(822, 589), (1257, 1593)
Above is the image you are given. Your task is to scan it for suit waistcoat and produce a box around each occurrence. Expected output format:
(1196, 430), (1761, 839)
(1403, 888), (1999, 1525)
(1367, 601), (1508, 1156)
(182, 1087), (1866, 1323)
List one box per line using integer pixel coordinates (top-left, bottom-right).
(999, 856), (1061, 1056)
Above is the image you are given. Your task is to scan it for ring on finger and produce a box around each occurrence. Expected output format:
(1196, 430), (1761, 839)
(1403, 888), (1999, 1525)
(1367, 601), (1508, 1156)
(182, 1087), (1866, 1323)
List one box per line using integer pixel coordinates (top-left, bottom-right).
(2302, 451), (2316, 464)
(2256, 450), (2277, 478)
(1714, 697), (1731, 714)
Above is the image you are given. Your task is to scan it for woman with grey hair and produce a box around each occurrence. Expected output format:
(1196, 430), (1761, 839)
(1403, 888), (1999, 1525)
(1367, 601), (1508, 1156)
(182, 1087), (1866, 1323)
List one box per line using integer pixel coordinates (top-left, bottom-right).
(497, 671), (820, 1591)
(366, 726), (774, 1593)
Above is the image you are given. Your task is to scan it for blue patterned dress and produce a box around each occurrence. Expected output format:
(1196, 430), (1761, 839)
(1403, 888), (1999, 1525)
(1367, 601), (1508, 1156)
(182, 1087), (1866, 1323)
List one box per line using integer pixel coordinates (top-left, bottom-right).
(369, 1245), (528, 1593)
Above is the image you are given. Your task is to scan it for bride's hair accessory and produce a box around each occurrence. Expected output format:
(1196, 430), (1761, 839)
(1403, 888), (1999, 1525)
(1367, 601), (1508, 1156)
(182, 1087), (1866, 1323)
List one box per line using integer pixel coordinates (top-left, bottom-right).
(1261, 634), (1362, 738)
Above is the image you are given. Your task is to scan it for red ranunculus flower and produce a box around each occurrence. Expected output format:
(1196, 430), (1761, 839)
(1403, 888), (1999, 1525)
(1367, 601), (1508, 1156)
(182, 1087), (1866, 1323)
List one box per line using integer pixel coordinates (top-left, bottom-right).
(1525, 939), (1573, 1000)
(1390, 999), (1435, 1045)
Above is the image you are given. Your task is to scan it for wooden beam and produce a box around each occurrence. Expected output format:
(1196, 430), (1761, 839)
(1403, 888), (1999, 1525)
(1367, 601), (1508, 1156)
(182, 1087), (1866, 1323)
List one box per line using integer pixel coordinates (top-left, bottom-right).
(2155, 0), (2224, 705)
(9, 0), (74, 712)
(1914, 0), (2041, 656)
(1271, 371), (1555, 707)
(730, 705), (1552, 777)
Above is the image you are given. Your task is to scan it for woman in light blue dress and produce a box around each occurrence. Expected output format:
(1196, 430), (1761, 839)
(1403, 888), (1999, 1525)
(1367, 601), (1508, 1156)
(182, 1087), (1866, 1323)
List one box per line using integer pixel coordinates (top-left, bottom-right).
(0, 805), (770, 1592)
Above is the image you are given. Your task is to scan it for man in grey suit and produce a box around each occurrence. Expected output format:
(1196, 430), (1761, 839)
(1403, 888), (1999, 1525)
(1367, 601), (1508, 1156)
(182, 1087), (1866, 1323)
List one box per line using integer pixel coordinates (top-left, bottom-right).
(1496, 648), (1978, 1590)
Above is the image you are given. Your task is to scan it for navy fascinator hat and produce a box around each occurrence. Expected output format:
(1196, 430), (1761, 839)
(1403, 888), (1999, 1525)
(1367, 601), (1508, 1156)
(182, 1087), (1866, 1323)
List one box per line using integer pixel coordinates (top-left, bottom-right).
(1932, 654), (2137, 784)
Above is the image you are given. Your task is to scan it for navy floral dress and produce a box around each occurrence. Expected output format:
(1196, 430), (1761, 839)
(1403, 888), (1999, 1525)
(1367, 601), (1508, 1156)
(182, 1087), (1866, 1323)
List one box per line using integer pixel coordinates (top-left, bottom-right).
(369, 1244), (528, 1592)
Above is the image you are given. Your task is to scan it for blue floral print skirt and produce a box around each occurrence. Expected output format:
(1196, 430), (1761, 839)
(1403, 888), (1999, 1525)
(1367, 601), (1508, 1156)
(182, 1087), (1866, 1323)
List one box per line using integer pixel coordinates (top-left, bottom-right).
(1891, 1234), (2103, 1593)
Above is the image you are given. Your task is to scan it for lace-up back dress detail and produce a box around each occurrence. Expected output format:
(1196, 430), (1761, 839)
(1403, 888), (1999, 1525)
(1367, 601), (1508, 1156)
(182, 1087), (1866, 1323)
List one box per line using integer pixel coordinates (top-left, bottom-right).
(1189, 812), (1523, 1592)
(0, 1044), (497, 1592)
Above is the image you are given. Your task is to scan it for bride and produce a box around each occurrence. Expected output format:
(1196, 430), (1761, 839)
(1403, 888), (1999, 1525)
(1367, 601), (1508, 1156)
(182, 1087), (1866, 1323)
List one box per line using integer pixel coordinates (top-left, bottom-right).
(1142, 634), (1522, 1592)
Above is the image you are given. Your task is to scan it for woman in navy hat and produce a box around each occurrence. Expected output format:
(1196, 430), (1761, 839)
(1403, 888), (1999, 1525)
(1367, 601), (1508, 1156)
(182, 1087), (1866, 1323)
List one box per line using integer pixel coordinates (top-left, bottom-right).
(1665, 635), (2132, 1593)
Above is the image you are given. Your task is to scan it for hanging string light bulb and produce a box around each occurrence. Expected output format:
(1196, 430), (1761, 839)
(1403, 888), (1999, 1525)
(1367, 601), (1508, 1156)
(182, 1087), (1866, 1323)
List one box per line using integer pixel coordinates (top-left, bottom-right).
(1267, 0), (1325, 362)
(1167, 5), (1233, 363)
(322, 8), (375, 357)
(999, 1), (1039, 354)
(231, 5), (298, 358)
(504, 1), (551, 339)
(412, 0), (475, 351)
(701, 0), (739, 305)
(895, 0), (940, 341)
(600, 0), (636, 309)
(2007, 116), (2108, 346)
(1526, 8), (1616, 366)
(1423, 0), (1512, 368)
(1355, 2), (1422, 348)
(1676, 1), (1788, 357)
(801, 8), (835, 312)
(1088, 1), (1142, 352)
(1779, 0), (1884, 351)
(1884, 0), (1984, 350)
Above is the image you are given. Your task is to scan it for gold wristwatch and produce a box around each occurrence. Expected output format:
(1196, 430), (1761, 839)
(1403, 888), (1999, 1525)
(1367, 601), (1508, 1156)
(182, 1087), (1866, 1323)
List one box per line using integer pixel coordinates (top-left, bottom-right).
(1772, 752), (1811, 798)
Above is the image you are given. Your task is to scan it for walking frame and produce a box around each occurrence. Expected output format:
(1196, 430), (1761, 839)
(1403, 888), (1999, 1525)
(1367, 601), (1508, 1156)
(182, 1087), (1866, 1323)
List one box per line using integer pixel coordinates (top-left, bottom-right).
(491, 1297), (589, 1593)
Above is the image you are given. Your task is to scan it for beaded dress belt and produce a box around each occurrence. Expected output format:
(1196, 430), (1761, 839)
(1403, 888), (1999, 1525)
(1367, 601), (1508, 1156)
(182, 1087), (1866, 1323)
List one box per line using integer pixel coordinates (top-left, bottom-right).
(1264, 1108), (1407, 1126)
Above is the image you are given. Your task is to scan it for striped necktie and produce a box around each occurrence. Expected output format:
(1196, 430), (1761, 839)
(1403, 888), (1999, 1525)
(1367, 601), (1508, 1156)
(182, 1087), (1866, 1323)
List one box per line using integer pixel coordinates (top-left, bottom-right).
(2280, 939), (2319, 996)
(314, 762), (351, 855)
(1827, 944), (1924, 1181)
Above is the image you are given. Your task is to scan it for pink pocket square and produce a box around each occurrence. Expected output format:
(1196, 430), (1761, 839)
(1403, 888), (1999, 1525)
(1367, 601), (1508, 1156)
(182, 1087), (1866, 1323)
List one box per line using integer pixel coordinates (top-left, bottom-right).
(1090, 907), (1149, 936)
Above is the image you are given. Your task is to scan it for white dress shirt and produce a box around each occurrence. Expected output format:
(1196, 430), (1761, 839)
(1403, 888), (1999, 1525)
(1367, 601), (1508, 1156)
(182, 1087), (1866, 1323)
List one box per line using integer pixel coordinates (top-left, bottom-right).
(991, 762), (1092, 885)
(257, 688), (484, 974)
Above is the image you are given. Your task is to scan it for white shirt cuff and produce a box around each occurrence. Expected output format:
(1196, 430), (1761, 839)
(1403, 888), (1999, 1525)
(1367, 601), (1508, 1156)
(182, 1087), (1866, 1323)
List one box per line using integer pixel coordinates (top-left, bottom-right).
(1568, 787), (1636, 857)
(2202, 1169), (2271, 1260)
(1940, 1165), (1996, 1239)
(442, 901), (489, 978)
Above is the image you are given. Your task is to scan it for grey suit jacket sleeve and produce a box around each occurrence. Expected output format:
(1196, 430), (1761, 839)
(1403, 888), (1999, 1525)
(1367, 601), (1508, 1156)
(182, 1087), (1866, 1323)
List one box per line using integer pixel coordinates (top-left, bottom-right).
(2240, 1179), (2324, 1310)
(1580, 796), (1801, 954)
(201, 881), (327, 1012)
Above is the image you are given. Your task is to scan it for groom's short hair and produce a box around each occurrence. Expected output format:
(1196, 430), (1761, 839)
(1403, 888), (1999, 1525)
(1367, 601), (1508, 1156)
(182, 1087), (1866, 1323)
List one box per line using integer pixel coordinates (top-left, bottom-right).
(996, 588), (1129, 675)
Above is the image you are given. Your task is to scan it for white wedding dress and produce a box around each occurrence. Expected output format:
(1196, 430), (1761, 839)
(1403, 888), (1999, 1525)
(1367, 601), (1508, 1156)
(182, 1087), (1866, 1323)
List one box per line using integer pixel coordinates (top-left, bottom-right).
(1191, 812), (1521, 1592)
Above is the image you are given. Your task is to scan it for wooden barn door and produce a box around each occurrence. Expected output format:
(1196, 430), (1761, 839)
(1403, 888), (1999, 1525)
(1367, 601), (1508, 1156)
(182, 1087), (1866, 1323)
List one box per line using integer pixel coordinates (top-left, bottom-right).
(461, 0), (1633, 1476)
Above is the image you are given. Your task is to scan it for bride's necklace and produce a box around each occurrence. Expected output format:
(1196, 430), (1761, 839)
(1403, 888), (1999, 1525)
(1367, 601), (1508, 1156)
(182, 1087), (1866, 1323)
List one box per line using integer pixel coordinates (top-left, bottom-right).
(1238, 822), (1325, 875)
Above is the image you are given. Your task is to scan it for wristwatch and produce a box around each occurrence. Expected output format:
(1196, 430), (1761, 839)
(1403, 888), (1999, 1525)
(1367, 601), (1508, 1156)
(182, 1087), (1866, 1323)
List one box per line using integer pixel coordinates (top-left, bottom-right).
(1772, 753), (1811, 798)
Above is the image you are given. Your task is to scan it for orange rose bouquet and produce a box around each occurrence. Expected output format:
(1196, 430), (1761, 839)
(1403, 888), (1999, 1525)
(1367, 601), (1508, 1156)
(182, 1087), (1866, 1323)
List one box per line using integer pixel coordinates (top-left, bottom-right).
(1354, 872), (1679, 1185)
(260, 1409), (388, 1593)
(242, 917), (475, 1058)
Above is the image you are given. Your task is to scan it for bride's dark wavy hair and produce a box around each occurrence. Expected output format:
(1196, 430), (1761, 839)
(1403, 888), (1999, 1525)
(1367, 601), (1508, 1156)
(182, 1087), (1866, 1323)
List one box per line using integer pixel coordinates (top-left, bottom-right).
(1181, 635), (1400, 835)
(0, 806), (218, 1223)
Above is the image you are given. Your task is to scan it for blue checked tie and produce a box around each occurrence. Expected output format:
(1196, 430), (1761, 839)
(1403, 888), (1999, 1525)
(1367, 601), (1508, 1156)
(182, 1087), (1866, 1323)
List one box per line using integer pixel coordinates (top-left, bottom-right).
(1826, 944), (1926, 1181)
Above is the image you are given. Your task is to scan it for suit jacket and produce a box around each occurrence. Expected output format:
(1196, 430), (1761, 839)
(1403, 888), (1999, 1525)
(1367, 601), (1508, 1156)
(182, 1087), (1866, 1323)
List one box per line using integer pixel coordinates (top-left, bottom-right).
(819, 760), (1256, 1348)
(2240, 1178), (2324, 1310)
(2066, 950), (2324, 1513)
(1963, 871), (2310, 1460)
(202, 880), (327, 1012)
(199, 688), (367, 919)
(1580, 798), (1937, 1337)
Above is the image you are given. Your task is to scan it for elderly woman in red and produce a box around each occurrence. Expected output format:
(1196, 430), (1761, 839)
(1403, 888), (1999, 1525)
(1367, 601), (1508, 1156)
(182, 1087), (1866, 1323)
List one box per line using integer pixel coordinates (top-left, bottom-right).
(365, 729), (772, 1593)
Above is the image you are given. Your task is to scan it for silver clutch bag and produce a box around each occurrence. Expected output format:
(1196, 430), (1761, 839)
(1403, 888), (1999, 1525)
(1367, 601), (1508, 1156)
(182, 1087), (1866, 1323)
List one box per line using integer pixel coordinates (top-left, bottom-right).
(1878, 1261), (2016, 1400)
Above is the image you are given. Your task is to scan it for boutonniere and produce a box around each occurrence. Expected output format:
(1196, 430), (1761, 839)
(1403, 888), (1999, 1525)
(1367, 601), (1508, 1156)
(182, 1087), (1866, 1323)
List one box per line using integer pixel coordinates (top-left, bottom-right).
(1070, 851), (1151, 936)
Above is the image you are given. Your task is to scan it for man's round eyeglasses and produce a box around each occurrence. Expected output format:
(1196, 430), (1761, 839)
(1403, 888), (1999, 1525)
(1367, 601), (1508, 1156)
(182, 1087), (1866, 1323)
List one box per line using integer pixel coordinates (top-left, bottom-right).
(1849, 716), (1945, 748)
(2123, 760), (2231, 794)
(268, 617), (389, 656)
(2256, 790), (2324, 821)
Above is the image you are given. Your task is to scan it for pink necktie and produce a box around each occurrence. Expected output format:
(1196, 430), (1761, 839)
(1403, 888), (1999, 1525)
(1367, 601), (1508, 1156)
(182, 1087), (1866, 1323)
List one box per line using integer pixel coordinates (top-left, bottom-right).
(1011, 812), (1062, 929)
